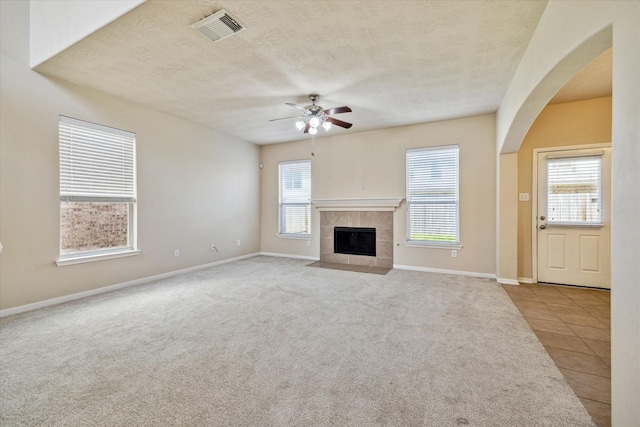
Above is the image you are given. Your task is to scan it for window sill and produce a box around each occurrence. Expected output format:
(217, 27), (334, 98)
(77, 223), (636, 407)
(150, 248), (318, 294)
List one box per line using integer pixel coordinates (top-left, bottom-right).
(405, 242), (463, 250)
(277, 234), (311, 240)
(56, 249), (141, 266)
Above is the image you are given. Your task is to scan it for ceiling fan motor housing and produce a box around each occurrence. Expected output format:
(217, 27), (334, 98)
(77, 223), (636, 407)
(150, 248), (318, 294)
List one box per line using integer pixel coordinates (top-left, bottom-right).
(306, 94), (323, 115)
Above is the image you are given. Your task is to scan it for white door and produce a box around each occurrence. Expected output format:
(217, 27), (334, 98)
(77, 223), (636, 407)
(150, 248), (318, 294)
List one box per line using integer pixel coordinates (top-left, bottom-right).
(536, 147), (611, 289)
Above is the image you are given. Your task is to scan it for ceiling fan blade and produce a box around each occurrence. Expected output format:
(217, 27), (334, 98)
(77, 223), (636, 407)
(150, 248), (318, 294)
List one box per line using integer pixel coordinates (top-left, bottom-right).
(269, 115), (306, 122)
(326, 116), (353, 129)
(286, 103), (309, 113)
(323, 106), (352, 115)
(303, 122), (311, 133)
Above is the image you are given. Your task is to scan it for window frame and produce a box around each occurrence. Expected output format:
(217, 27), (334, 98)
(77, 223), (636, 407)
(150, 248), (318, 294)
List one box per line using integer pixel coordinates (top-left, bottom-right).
(278, 159), (311, 238)
(56, 116), (139, 266)
(406, 145), (461, 248)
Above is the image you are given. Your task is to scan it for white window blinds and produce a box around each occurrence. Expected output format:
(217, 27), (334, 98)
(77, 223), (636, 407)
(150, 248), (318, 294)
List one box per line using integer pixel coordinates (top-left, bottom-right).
(59, 116), (136, 202)
(279, 160), (311, 235)
(546, 155), (602, 224)
(406, 145), (459, 244)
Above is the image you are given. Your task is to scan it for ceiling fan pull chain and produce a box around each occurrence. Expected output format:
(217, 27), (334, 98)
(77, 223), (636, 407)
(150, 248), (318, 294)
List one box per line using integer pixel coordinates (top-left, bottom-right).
(311, 134), (315, 157)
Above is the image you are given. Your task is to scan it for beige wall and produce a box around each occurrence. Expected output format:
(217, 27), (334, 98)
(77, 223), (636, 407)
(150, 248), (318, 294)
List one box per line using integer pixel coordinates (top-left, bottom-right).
(29, 0), (145, 67)
(496, 153), (518, 284)
(609, 7), (640, 421)
(261, 114), (497, 275)
(517, 97), (612, 280)
(0, 1), (260, 310)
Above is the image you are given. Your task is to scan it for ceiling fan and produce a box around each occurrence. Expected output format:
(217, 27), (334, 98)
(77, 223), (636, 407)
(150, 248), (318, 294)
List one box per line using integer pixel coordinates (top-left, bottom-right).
(270, 94), (353, 135)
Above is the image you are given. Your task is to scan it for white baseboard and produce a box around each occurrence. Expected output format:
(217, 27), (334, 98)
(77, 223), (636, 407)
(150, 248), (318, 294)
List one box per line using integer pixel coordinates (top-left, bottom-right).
(393, 264), (496, 280)
(0, 252), (261, 318)
(517, 277), (534, 284)
(497, 278), (521, 286)
(260, 252), (320, 261)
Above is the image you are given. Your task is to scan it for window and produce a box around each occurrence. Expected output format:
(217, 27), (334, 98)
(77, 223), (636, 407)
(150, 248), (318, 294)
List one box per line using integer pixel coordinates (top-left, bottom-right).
(406, 145), (459, 245)
(546, 155), (602, 225)
(58, 116), (138, 264)
(279, 160), (311, 236)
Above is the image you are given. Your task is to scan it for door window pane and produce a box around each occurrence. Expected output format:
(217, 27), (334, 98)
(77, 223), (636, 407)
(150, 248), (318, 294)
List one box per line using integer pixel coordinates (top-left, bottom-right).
(547, 156), (601, 224)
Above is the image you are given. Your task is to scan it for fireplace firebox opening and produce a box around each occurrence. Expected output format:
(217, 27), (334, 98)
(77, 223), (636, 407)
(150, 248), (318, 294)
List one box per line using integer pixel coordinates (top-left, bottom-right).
(334, 227), (376, 257)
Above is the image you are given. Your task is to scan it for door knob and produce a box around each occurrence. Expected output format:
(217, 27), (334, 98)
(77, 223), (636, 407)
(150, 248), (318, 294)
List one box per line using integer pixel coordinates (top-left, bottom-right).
(539, 224), (547, 229)
(539, 215), (545, 220)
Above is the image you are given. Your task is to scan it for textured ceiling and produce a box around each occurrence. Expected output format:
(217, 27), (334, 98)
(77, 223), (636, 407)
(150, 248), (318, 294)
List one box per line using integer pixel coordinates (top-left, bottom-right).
(550, 48), (612, 104)
(36, 0), (557, 145)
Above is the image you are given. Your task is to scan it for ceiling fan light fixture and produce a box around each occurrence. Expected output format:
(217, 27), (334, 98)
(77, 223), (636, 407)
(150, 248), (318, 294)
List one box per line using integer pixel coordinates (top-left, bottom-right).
(308, 126), (318, 135)
(322, 121), (332, 131)
(295, 120), (306, 131)
(309, 116), (321, 128)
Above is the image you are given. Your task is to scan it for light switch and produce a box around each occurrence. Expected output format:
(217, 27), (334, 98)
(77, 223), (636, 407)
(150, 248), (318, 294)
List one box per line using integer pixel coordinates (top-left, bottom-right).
(519, 193), (530, 201)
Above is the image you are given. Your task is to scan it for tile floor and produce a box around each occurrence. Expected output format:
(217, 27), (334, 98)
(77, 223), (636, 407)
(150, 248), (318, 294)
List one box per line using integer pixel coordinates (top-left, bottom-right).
(307, 261), (391, 275)
(503, 282), (611, 427)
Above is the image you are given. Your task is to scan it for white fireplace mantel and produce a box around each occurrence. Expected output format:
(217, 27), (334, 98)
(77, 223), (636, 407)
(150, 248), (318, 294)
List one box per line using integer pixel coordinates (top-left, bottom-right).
(311, 197), (404, 212)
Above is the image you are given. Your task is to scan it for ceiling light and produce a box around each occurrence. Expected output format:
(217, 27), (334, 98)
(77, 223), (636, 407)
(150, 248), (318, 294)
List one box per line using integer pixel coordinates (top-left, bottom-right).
(309, 126), (318, 135)
(322, 121), (332, 131)
(295, 121), (305, 131)
(309, 116), (321, 128)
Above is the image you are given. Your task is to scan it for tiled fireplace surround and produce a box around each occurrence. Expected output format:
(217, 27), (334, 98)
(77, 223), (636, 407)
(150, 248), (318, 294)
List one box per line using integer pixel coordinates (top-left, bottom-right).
(319, 210), (394, 268)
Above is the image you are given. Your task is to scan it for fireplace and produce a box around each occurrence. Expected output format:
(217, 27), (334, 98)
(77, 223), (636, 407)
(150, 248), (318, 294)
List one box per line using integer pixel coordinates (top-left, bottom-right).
(313, 198), (402, 268)
(334, 227), (376, 257)
(318, 210), (394, 268)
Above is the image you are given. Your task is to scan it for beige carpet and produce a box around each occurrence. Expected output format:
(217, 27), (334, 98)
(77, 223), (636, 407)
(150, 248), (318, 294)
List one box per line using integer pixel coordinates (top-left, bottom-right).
(0, 256), (594, 426)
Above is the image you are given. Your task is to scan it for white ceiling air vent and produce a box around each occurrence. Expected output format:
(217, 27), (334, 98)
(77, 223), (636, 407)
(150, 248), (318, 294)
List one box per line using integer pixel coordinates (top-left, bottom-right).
(191, 9), (245, 43)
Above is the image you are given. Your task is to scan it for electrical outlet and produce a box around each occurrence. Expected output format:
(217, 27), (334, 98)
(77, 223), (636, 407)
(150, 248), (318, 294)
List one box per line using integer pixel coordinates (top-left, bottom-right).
(306, 240), (311, 247)
(236, 240), (241, 247)
(174, 249), (180, 258)
(451, 250), (457, 258)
